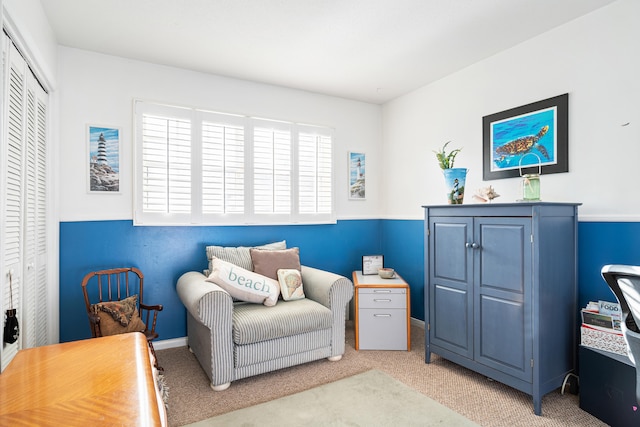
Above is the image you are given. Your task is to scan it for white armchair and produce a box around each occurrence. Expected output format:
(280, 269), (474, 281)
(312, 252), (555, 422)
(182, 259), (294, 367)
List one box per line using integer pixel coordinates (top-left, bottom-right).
(177, 264), (353, 390)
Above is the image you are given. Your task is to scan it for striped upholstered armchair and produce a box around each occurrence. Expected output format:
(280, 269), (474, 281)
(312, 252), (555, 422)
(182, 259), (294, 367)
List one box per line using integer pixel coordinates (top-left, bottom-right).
(176, 243), (353, 391)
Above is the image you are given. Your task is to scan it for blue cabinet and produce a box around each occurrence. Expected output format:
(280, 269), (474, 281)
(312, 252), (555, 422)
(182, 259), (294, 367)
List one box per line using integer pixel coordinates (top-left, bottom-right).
(423, 203), (580, 416)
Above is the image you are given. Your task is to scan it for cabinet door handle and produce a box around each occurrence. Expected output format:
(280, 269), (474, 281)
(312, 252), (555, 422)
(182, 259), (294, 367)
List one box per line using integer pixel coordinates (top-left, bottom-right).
(374, 299), (392, 302)
(373, 314), (392, 317)
(465, 242), (480, 249)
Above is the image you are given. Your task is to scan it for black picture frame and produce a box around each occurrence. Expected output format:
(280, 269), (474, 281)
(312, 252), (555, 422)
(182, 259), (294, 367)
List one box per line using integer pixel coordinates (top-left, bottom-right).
(482, 93), (568, 181)
(362, 255), (384, 275)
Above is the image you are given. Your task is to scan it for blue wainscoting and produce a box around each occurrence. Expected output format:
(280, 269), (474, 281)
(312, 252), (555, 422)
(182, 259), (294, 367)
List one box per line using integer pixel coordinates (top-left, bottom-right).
(59, 219), (640, 343)
(59, 219), (382, 342)
(577, 222), (640, 309)
(381, 219), (426, 321)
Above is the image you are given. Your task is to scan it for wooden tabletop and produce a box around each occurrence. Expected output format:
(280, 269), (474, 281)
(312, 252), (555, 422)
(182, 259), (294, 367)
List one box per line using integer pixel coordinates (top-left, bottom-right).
(352, 270), (409, 288)
(0, 333), (164, 426)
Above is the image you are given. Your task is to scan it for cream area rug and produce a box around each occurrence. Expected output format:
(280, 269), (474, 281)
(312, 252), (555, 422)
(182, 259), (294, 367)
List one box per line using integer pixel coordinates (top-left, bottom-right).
(184, 369), (479, 426)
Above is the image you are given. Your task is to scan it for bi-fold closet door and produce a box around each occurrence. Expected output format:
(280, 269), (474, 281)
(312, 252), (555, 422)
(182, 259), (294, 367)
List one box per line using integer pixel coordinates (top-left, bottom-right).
(1, 32), (49, 371)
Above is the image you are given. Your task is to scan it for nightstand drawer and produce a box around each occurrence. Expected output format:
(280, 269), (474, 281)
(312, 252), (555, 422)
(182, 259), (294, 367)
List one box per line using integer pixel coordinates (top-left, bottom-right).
(358, 308), (408, 350)
(358, 288), (406, 309)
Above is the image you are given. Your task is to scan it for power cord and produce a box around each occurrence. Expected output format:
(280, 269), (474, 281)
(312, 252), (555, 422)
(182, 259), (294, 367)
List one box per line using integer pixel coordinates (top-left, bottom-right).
(561, 372), (579, 395)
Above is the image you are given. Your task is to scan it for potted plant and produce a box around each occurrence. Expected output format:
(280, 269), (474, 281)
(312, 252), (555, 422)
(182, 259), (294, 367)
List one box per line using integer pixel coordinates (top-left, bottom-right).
(433, 141), (467, 204)
(433, 141), (462, 170)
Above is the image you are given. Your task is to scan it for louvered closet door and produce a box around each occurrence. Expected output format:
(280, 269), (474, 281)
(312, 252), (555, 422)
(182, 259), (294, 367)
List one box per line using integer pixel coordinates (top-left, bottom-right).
(22, 67), (48, 349)
(1, 35), (49, 371)
(1, 37), (26, 371)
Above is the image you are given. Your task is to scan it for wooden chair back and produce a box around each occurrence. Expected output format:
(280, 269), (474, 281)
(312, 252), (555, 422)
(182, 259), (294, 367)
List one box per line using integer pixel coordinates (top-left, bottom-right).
(81, 267), (155, 338)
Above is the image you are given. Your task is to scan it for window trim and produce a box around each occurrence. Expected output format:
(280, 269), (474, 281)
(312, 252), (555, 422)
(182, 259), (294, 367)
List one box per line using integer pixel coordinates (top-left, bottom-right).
(133, 99), (336, 226)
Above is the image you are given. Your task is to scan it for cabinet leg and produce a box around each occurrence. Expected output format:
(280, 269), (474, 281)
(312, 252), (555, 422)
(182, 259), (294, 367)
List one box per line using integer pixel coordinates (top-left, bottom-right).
(533, 396), (541, 416)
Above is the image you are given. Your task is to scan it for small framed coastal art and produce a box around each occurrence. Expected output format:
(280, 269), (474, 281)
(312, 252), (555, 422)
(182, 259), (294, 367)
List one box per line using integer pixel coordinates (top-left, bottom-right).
(87, 125), (120, 193)
(362, 255), (383, 275)
(348, 151), (366, 200)
(482, 94), (568, 181)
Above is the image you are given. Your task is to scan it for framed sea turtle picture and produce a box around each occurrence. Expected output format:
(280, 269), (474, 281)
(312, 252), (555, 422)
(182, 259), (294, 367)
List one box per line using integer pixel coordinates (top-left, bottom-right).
(482, 93), (568, 181)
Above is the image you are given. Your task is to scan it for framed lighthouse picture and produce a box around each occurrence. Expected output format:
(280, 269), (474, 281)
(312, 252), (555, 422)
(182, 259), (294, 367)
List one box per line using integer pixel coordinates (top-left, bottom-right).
(482, 94), (568, 180)
(348, 151), (366, 200)
(88, 124), (121, 193)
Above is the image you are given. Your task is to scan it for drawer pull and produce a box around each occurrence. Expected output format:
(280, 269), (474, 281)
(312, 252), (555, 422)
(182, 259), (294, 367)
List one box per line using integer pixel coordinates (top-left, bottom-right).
(373, 290), (392, 293)
(374, 314), (392, 317)
(374, 299), (392, 302)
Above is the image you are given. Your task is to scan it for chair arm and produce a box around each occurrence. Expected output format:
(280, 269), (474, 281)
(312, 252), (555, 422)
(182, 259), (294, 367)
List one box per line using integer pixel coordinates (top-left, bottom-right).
(176, 272), (234, 328)
(140, 303), (163, 312)
(301, 266), (354, 310)
(177, 272), (235, 387)
(140, 303), (163, 336)
(302, 266), (353, 358)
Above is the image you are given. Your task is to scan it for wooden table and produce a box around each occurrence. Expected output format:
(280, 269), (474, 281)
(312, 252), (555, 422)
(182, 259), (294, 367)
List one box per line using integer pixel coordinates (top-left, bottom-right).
(0, 332), (166, 426)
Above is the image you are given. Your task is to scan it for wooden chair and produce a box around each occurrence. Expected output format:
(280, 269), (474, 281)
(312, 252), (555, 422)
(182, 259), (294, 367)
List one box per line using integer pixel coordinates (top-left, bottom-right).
(81, 267), (163, 367)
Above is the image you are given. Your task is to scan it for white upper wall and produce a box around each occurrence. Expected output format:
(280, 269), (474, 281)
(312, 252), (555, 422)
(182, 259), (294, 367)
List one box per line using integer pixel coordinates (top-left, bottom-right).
(19, 0), (640, 222)
(382, 0), (640, 220)
(3, 0), (57, 88)
(57, 48), (382, 222)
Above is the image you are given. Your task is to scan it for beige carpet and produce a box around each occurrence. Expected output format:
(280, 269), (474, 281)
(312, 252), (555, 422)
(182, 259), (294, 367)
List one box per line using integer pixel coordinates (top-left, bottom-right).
(157, 321), (607, 427)
(183, 369), (479, 426)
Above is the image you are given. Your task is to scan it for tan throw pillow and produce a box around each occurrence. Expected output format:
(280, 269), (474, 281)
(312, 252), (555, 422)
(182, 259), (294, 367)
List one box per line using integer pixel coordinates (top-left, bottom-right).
(206, 257), (280, 306)
(250, 247), (301, 281)
(205, 240), (287, 275)
(92, 295), (146, 337)
(277, 269), (305, 301)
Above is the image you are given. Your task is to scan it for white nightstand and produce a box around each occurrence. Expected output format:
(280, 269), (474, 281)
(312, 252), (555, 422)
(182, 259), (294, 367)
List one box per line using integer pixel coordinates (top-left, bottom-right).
(352, 270), (410, 351)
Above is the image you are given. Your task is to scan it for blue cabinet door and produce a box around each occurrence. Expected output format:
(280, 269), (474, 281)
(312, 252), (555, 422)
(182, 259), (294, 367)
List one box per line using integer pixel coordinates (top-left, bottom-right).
(473, 217), (533, 382)
(428, 216), (473, 359)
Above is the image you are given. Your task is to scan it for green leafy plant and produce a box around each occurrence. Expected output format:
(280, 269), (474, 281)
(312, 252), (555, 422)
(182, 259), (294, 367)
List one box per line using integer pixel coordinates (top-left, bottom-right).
(433, 141), (462, 170)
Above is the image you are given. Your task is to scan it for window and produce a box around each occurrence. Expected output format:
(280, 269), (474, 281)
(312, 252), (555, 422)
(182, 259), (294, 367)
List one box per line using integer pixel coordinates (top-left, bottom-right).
(134, 101), (334, 225)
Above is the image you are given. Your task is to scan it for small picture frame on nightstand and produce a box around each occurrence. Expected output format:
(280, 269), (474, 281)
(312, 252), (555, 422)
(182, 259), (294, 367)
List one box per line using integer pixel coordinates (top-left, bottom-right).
(362, 255), (384, 275)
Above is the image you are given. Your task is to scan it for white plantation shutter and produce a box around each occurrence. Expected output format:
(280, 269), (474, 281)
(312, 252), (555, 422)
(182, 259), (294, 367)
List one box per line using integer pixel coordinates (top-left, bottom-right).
(135, 103), (192, 224)
(1, 34), (49, 371)
(201, 114), (245, 215)
(298, 126), (333, 217)
(134, 100), (334, 225)
(253, 120), (291, 216)
(142, 116), (191, 213)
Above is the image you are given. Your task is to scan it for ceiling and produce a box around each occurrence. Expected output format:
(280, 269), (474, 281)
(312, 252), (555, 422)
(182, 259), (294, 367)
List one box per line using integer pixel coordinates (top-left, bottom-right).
(41, 0), (615, 104)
